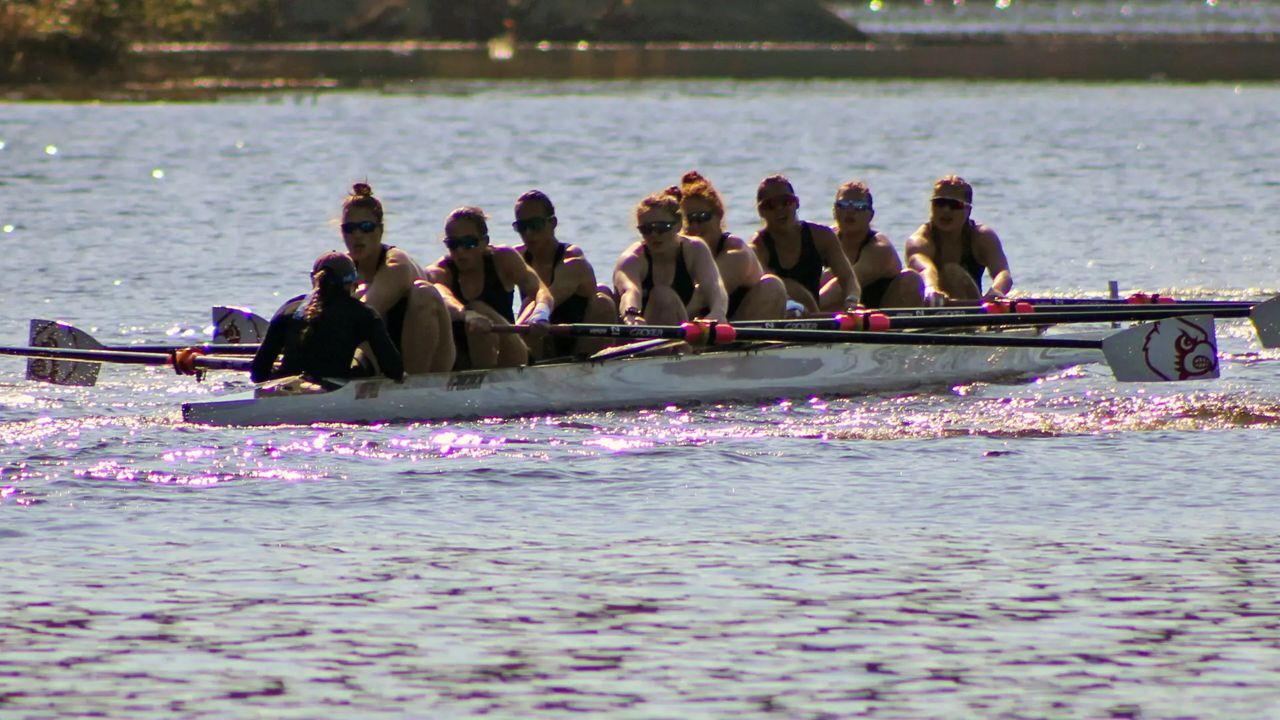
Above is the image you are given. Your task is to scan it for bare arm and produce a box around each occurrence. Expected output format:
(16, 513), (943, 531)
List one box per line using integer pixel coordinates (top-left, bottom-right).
(612, 244), (646, 324)
(973, 226), (1013, 297)
(494, 247), (554, 324)
(686, 238), (729, 322)
(363, 249), (421, 318)
(812, 224), (860, 307)
(904, 225), (943, 295)
(716, 235), (764, 289)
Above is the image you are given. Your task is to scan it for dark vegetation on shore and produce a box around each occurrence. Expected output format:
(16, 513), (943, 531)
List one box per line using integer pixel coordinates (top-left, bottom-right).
(1, 0), (864, 84)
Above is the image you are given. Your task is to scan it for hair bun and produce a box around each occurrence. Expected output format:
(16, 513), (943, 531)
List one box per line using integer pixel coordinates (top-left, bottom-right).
(680, 170), (706, 185)
(351, 182), (374, 198)
(663, 184), (683, 201)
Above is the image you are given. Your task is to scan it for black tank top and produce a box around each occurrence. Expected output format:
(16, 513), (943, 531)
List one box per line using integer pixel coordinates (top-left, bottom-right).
(958, 221), (985, 290)
(642, 241), (695, 307)
(761, 222), (824, 299)
(851, 229), (877, 264)
(444, 252), (515, 323)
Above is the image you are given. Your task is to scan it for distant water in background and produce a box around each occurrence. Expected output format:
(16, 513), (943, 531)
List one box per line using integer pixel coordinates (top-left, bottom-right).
(2, 81), (1280, 718)
(835, 0), (1280, 35)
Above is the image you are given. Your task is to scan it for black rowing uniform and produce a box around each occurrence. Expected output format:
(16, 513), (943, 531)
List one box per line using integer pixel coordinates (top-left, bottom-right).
(251, 293), (404, 383)
(708, 232), (750, 319)
(642, 241), (695, 308)
(850, 229), (892, 309)
(759, 222), (824, 301)
(524, 242), (590, 358)
(442, 253), (515, 369)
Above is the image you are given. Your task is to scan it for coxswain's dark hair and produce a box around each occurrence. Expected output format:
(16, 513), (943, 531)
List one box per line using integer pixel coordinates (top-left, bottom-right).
(343, 182), (384, 222)
(299, 265), (354, 342)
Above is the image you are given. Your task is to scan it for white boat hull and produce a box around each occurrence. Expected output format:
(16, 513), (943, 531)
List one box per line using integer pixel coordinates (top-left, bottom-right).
(181, 336), (1105, 426)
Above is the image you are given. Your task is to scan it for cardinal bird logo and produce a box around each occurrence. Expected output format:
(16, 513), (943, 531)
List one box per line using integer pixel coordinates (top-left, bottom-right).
(1143, 317), (1218, 381)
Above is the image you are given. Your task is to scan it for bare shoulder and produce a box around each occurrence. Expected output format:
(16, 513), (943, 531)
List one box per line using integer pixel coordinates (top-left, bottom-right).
(561, 243), (586, 259)
(808, 222), (839, 243)
(904, 225), (933, 254)
(972, 222), (1003, 245)
(721, 233), (750, 252)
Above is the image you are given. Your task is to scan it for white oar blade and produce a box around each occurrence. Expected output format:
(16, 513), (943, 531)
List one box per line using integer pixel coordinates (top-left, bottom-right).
(212, 306), (268, 344)
(1250, 296), (1280, 349)
(1101, 314), (1220, 382)
(26, 319), (103, 386)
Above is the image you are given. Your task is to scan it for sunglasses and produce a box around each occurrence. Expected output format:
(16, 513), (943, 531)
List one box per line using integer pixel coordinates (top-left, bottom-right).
(444, 234), (485, 251)
(512, 216), (553, 234)
(637, 221), (678, 237)
(758, 195), (797, 212)
(931, 198), (969, 211)
(685, 210), (716, 224)
(341, 220), (380, 234)
(835, 199), (872, 211)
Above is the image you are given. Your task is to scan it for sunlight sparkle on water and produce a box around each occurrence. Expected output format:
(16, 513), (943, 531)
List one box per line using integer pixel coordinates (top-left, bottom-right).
(151, 169), (165, 179)
(44, 145), (57, 155)
(3, 225), (13, 233)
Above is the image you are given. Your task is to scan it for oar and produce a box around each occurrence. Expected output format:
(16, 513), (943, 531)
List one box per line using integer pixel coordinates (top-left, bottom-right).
(4, 344), (253, 384)
(504, 314), (1221, 382)
(738, 296), (1280, 348)
(29, 320), (258, 355)
(25, 319), (261, 387)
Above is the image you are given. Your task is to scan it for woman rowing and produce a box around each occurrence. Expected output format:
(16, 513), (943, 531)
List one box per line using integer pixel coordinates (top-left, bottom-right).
(829, 180), (925, 308)
(512, 189), (619, 359)
(341, 182), (455, 372)
(250, 251), (404, 384)
(427, 206), (555, 370)
(674, 171), (786, 321)
(613, 191), (728, 326)
(904, 175), (1013, 303)
(749, 174), (861, 314)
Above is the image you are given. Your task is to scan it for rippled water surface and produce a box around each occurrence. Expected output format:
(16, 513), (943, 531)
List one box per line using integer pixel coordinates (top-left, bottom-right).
(3, 81), (1280, 718)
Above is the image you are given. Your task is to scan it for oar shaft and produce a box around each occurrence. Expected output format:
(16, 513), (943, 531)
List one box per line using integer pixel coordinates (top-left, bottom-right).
(512, 323), (1102, 350)
(728, 327), (1102, 349)
(1, 345), (253, 372)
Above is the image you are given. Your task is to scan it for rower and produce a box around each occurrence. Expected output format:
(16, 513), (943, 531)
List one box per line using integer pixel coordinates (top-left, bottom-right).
(904, 175), (1013, 304)
(613, 190), (728, 326)
(749, 174), (861, 314)
(427, 206), (555, 370)
(512, 189), (619, 359)
(829, 180), (925, 308)
(675, 171), (787, 321)
(250, 251), (404, 384)
(341, 182), (455, 373)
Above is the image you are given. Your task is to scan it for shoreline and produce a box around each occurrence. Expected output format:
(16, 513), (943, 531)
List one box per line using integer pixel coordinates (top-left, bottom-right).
(6, 35), (1279, 101)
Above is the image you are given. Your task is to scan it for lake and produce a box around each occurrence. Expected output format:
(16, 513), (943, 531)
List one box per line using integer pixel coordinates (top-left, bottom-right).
(2, 80), (1279, 718)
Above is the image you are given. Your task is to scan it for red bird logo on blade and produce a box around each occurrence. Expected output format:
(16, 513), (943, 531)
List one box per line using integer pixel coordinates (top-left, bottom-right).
(1142, 317), (1218, 381)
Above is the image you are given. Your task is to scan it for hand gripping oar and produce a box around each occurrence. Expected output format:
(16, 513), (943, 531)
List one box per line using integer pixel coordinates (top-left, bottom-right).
(511, 314), (1221, 382)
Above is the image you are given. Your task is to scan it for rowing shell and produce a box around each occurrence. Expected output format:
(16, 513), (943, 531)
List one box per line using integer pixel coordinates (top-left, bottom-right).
(181, 332), (1110, 426)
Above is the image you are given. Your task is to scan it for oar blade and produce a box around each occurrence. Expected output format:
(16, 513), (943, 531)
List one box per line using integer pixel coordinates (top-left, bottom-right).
(212, 306), (268, 344)
(1250, 296), (1280, 349)
(26, 320), (102, 386)
(1100, 315), (1220, 382)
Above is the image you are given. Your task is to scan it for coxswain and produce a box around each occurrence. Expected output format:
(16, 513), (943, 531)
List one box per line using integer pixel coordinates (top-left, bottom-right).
(250, 251), (404, 383)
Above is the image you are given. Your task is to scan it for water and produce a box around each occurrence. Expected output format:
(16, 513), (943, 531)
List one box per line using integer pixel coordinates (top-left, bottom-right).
(3, 81), (1280, 718)
(836, 0), (1280, 36)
